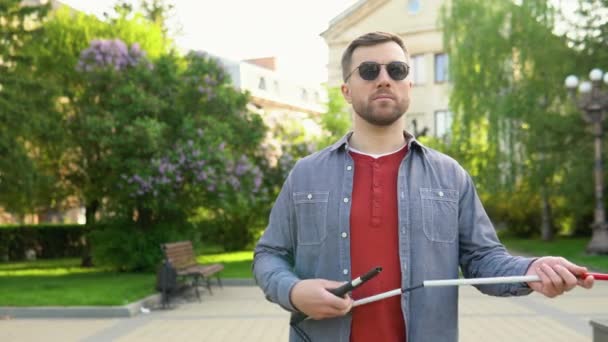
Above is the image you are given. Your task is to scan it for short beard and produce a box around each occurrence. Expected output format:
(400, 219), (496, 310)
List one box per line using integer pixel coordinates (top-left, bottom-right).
(354, 100), (409, 126)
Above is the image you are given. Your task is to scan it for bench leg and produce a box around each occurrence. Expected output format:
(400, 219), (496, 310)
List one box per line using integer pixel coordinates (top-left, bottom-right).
(205, 277), (213, 295)
(216, 274), (223, 289)
(161, 287), (169, 308)
(193, 275), (202, 302)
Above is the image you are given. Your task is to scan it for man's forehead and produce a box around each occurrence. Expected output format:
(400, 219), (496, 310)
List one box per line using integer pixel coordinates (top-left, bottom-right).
(350, 41), (407, 64)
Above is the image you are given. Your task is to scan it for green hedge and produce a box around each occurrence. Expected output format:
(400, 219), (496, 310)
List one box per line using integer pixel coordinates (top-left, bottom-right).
(0, 224), (88, 261)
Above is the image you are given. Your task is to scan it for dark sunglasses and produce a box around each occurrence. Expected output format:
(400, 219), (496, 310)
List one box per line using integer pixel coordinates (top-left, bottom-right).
(345, 61), (410, 81)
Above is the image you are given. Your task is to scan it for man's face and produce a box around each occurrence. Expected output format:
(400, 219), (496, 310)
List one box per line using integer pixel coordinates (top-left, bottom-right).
(341, 41), (412, 127)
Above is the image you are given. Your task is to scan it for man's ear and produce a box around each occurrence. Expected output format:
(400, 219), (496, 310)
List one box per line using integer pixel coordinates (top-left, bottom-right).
(341, 84), (352, 104)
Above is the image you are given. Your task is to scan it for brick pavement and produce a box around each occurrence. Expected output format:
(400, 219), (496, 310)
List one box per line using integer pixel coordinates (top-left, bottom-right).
(2, 282), (607, 341)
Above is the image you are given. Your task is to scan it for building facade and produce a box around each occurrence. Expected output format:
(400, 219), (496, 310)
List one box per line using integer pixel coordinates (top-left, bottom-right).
(215, 55), (325, 136)
(321, 0), (452, 138)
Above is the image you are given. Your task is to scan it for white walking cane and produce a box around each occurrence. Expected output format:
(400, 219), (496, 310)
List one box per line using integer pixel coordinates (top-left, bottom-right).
(354, 272), (608, 307)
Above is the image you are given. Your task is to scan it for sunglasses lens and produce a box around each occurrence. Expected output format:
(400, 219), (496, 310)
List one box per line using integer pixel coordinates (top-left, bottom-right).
(387, 62), (408, 80)
(358, 62), (381, 81)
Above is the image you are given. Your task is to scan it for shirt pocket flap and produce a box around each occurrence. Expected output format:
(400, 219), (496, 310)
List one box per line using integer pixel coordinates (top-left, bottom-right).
(293, 191), (330, 204)
(420, 188), (458, 202)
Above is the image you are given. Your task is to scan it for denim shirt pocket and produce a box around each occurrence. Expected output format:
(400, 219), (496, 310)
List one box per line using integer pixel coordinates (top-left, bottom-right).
(420, 188), (459, 243)
(293, 191), (329, 245)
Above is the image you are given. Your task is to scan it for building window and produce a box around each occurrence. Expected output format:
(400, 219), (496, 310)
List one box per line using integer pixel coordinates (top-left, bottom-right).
(435, 110), (453, 138)
(435, 53), (449, 83)
(411, 54), (425, 85)
(408, 0), (421, 13)
(258, 77), (266, 90)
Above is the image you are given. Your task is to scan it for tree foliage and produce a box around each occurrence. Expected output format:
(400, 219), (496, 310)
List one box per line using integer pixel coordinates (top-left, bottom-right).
(2, 3), (272, 268)
(0, 0), (65, 215)
(442, 0), (598, 236)
(315, 86), (351, 149)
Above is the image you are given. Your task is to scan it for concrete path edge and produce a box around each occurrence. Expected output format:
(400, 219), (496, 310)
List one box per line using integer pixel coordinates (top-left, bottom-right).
(0, 278), (256, 319)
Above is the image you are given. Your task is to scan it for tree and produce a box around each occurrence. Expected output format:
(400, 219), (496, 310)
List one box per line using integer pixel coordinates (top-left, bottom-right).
(315, 86), (351, 149)
(81, 47), (267, 268)
(442, 0), (592, 238)
(563, 0), (608, 69)
(23, 6), (169, 226)
(0, 0), (65, 217)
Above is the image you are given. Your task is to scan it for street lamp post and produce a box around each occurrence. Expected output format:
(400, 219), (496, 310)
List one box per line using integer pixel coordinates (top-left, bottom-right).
(565, 68), (608, 254)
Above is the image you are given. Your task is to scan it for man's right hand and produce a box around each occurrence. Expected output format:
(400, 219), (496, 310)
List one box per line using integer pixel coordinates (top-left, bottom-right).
(290, 279), (353, 320)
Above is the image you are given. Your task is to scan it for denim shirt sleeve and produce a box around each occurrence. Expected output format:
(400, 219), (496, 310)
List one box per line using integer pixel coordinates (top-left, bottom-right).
(457, 170), (534, 296)
(253, 173), (300, 312)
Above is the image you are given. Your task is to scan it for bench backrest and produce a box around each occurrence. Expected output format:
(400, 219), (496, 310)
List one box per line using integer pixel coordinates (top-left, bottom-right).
(161, 241), (198, 270)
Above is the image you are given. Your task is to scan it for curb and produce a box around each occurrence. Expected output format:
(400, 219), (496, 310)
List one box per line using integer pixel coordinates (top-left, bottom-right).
(0, 279), (256, 319)
(0, 293), (161, 319)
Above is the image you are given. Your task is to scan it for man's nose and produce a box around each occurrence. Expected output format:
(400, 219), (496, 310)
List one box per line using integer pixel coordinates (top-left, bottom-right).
(376, 67), (391, 87)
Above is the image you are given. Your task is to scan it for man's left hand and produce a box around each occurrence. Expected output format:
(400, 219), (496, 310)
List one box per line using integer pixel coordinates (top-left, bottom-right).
(525, 256), (594, 298)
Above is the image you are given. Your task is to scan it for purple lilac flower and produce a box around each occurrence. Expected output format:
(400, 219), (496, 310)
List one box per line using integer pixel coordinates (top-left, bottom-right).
(253, 174), (262, 191)
(229, 177), (240, 190)
(196, 171), (207, 181)
(77, 39), (149, 73)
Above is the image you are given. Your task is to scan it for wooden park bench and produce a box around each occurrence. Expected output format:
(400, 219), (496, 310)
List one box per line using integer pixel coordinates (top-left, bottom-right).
(160, 241), (224, 305)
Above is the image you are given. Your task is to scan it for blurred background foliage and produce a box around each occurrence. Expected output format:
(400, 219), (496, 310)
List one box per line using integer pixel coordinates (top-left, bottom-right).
(1, 0), (607, 270)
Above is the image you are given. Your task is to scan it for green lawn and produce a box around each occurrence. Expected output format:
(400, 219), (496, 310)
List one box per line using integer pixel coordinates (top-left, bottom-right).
(0, 250), (254, 306)
(500, 236), (608, 272)
(199, 250), (254, 278)
(6, 238), (603, 307)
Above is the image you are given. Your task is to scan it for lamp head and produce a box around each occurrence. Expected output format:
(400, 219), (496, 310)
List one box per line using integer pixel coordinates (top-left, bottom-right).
(590, 68), (604, 82)
(565, 75), (579, 89)
(579, 81), (592, 94)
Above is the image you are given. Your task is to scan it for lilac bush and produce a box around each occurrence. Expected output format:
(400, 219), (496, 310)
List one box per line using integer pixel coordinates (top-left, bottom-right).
(120, 129), (267, 215)
(76, 39), (151, 72)
(75, 37), (271, 255)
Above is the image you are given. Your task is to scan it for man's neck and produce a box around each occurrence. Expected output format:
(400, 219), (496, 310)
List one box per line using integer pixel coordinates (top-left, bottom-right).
(349, 118), (406, 155)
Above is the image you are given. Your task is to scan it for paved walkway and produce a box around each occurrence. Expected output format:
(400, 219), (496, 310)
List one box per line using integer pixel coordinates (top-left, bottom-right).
(2, 282), (607, 341)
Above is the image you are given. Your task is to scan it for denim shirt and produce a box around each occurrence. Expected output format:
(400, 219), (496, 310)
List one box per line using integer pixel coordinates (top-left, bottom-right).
(253, 132), (534, 342)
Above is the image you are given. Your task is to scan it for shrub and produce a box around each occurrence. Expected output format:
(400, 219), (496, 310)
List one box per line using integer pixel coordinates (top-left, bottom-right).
(0, 224), (87, 261)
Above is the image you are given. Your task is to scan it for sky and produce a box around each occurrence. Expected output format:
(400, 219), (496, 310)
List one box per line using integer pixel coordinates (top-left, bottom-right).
(59, 0), (358, 85)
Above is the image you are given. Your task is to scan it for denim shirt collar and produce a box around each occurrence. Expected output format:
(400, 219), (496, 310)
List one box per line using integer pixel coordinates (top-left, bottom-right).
(328, 130), (423, 153)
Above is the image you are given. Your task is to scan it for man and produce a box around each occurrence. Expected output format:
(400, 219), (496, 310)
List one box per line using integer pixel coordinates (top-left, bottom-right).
(253, 31), (594, 342)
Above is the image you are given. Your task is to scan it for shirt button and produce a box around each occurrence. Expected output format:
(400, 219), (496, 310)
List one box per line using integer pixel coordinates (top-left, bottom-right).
(341, 232), (348, 238)
(343, 197), (349, 203)
(343, 269), (349, 275)
(438, 191), (444, 197)
(346, 165), (352, 171)
(307, 194), (312, 200)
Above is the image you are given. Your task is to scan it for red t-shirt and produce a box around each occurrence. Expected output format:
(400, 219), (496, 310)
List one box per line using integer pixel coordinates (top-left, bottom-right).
(349, 145), (408, 342)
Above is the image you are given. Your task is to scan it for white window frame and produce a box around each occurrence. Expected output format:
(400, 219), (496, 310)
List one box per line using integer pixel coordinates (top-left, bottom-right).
(411, 54), (426, 85)
(434, 110), (453, 138)
(408, 0), (421, 14)
(434, 53), (449, 83)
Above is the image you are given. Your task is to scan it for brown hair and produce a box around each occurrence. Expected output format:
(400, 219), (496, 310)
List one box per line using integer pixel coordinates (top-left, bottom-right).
(340, 31), (409, 81)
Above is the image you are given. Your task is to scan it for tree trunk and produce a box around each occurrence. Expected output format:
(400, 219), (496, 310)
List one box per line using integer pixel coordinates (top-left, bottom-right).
(540, 186), (554, 241)
(81, 199), (99, 267)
